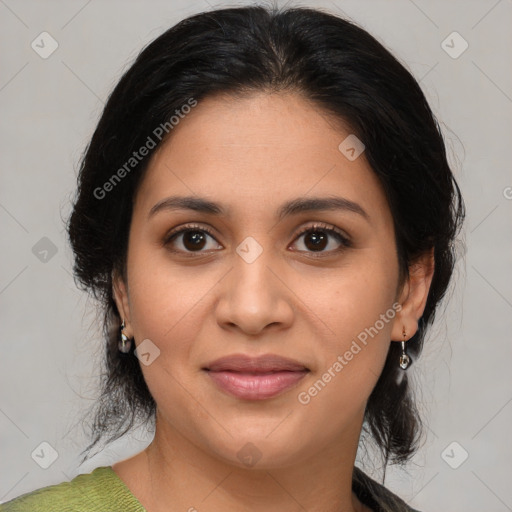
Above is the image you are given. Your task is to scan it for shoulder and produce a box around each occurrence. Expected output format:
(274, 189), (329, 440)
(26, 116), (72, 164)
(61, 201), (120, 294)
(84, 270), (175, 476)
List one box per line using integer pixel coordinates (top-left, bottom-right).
(0, 466), (146, 512)
(353, 466), (421, 512)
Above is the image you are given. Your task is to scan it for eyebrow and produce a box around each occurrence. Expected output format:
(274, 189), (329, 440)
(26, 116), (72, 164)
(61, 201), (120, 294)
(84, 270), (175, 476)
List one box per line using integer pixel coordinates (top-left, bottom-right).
(148, 195), (370, 222)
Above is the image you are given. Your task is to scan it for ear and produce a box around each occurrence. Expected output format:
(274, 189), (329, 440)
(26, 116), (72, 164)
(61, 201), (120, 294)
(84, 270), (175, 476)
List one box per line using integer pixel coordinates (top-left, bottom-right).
(112, 269), (133, 337)
(391, 248), (435, 341)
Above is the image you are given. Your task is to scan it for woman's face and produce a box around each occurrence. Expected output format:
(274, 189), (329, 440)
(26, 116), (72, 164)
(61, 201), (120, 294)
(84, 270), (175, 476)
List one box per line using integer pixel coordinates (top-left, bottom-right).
(114, 92), (409, 468)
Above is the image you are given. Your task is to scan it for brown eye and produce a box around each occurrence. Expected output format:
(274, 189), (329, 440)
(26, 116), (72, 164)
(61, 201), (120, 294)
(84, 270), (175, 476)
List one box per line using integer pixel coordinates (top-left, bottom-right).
(303, 231), (329, 251)
(291, 224), (351, 255)
(181, 230), (208, 251)
(164, 225), (222, 255)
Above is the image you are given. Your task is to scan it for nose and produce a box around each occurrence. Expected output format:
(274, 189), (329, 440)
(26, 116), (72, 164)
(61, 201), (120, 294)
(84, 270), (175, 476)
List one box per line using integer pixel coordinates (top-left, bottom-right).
(215, 244), (294, 336)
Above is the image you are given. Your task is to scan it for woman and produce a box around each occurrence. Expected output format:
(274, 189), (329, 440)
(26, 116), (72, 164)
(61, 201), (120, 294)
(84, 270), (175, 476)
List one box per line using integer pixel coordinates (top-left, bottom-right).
(1, 4), (465, 511)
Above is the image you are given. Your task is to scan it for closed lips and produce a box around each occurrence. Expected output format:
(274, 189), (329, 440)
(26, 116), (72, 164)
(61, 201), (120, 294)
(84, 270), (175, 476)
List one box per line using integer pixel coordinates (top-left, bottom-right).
(203, 354), (309, 373)
(203, 354), (310, 400)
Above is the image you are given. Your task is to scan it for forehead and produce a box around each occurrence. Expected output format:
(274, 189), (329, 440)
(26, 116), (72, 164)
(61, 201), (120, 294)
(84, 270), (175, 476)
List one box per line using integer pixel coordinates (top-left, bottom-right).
(134, 92), (390, 225)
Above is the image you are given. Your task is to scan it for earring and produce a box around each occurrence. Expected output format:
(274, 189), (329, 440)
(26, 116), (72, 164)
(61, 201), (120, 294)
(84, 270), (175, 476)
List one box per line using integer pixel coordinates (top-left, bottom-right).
(399, 326), (411, 370)
(118, 319), (132, 354)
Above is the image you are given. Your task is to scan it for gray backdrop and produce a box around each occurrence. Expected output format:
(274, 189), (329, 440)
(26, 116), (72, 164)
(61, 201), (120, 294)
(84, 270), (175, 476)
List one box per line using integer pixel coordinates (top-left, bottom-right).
(1, 0), (511, 510)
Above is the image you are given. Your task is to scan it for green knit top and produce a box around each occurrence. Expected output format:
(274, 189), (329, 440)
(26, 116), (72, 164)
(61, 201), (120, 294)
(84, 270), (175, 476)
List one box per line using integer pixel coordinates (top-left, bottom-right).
(0, 466), (145, 512)
(0, 465), (420, 511)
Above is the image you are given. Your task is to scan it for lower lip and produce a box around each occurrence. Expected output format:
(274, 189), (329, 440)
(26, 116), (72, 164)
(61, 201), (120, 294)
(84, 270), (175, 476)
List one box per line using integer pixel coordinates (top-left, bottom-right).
(205, 370), (308, 400)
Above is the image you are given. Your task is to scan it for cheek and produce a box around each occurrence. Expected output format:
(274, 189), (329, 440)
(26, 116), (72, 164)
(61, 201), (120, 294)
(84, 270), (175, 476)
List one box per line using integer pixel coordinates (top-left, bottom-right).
(306, 252), (398, 343)
(296, 252), (398, 397)
(125, 249), (225, 405)
(125, 271), (211, 427)
(294, 293), (396, 437)
(126, 235), (217, 341)
(128, 270), (210, 362)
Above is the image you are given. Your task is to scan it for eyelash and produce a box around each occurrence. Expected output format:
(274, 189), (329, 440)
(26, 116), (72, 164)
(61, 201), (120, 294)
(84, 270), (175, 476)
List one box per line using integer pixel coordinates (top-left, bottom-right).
(163, 222), (352, 258)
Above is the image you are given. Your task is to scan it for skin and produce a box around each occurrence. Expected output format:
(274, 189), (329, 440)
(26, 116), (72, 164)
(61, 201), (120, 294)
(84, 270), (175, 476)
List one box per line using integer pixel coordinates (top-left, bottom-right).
(112, 91), (434, 512)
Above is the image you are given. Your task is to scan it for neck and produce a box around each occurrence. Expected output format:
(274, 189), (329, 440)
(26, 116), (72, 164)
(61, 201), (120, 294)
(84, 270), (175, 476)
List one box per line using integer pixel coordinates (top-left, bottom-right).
(129, 412), (368, 512)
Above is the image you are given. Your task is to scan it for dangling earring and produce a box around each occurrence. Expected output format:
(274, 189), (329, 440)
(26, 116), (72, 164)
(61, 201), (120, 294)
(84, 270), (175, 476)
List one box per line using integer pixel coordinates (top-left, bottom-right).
(399, 326), (411, 370)
(118, 319), (132, 354)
